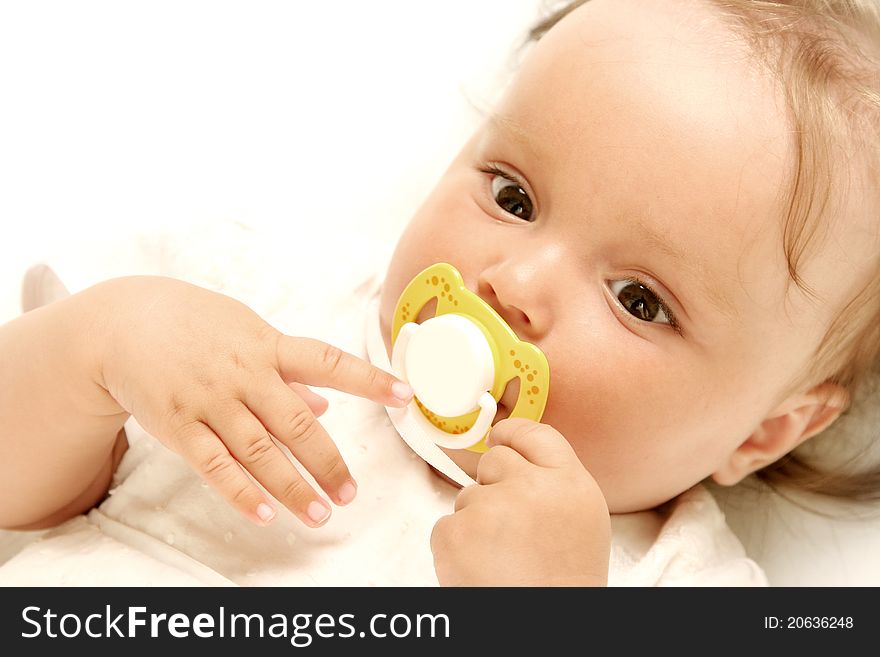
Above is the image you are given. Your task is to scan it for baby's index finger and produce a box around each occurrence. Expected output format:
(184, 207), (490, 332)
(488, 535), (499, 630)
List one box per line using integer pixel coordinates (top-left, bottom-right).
(277, 335), (413, 407)
(486, 418), (576, 468)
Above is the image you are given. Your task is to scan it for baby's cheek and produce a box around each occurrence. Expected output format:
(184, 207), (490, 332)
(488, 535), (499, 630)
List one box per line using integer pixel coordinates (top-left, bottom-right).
(539, 347), (713, 505)
(539, 377), (627, 462)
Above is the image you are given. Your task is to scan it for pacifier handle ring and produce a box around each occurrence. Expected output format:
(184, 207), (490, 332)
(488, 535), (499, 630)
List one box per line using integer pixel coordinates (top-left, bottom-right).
(409, 391), (496, 450)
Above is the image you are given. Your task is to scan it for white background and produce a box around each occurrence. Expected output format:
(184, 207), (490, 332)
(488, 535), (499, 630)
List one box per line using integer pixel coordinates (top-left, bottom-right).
(0, 0), (542, 318)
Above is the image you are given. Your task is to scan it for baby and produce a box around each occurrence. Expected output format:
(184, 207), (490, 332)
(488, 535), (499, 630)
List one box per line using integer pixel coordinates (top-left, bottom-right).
(2, 0), (879, 586)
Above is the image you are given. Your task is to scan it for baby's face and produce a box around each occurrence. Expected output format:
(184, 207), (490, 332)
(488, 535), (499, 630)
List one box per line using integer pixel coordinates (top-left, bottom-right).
(379, 0), (862, 512)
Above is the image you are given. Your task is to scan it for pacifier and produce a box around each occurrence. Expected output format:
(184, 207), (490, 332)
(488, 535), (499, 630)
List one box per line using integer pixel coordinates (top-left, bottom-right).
(390, 263), (550, 452)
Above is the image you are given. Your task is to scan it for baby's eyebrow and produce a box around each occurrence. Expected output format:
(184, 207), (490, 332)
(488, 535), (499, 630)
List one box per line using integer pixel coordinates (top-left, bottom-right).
(631, 216), (739, 320)
(488, 112), (537, 155)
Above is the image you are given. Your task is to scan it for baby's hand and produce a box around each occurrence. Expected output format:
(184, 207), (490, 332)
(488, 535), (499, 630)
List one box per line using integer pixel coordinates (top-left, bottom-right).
(95, 276), (412, 528)
(431, 418), (611, 586)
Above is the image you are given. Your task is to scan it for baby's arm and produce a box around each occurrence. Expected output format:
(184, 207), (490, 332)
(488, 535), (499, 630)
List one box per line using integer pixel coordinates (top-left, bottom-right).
(1, 275), (412, 532)
(0, 280), (131, 529)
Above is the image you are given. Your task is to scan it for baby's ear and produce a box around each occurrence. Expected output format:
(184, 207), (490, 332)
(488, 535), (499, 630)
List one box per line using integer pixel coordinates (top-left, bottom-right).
(711, 381), (850, 486)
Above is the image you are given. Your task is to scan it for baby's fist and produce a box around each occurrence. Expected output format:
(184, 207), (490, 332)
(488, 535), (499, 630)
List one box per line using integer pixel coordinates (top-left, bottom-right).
(431, 418), (610, 586)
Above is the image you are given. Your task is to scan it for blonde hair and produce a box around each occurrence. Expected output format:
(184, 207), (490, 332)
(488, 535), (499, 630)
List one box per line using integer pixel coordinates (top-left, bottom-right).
(528, 0), (880, 502)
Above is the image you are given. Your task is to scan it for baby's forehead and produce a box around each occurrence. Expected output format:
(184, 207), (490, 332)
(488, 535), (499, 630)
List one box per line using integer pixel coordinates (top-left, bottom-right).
(496, 5), (792, 218)
(544, 0), (757, 76)
(503, 0), (790, 155)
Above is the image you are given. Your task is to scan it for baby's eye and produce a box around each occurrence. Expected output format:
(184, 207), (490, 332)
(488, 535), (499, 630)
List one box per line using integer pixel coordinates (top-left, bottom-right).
(485, 169), (535, 222)
(608, 279), (672, 325)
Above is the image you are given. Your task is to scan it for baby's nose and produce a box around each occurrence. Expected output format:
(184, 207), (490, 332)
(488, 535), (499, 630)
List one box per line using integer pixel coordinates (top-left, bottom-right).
(477, 272), (548, 340)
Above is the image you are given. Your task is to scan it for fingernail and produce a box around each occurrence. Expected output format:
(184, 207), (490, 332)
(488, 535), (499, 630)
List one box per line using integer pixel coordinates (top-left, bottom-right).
(256, 503), (276, 524)
(337, 480), (357, 505)
(391, 380), (413, 402)
(307, 500), (331, 525)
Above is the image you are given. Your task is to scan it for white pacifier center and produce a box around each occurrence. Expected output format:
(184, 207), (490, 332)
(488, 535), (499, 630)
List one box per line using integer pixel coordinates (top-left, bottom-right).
(391, 314), (498, 450)
(404, 315), (494, 416)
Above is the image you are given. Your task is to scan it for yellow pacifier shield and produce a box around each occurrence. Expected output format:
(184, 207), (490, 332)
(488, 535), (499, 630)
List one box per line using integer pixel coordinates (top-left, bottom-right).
(391, 263), (550, 452)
